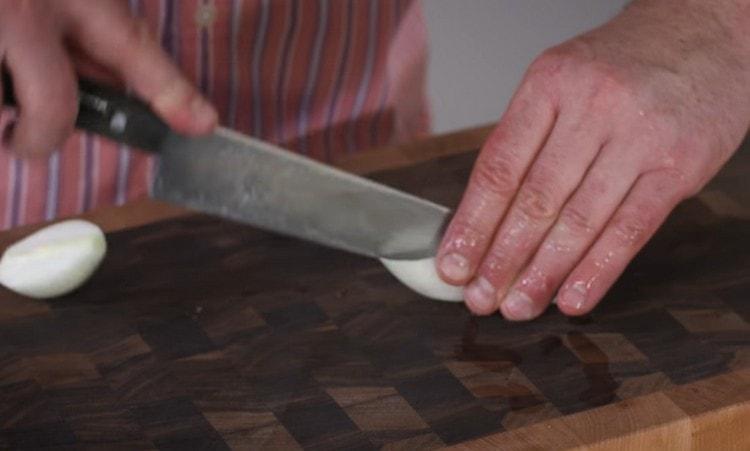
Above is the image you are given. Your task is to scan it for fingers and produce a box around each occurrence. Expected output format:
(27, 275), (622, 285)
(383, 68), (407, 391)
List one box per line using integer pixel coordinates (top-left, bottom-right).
(463, 111), (606, 315)
(63, 0), (217, 134)
(2, 19), (77, 157)
(556, 170), (686, 316)
(498, 146), (640, 320)
(437, 85), (556, 286)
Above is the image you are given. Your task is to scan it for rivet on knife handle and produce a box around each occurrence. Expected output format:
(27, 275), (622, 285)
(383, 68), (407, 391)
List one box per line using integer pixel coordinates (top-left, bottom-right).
(2, 69), (170, 152)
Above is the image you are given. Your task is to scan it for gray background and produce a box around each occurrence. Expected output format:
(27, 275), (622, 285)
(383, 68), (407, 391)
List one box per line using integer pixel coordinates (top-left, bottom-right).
(424, 0), (629, 133)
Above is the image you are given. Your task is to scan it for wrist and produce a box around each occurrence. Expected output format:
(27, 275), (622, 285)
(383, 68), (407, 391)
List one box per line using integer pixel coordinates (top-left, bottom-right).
(625, 0), (750, 52)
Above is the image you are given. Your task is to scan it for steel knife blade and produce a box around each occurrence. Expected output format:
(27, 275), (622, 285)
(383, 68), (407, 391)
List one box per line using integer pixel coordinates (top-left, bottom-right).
(153, 128), (451, 259)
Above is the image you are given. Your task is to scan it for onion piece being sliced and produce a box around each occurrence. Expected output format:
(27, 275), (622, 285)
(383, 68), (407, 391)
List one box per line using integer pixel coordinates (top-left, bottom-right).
(0, 220), (107, 299)
(380, 257), (464, 302)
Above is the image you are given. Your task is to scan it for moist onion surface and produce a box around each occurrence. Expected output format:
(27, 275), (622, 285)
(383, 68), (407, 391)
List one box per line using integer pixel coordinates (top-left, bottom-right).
(380, 257), (464, 302)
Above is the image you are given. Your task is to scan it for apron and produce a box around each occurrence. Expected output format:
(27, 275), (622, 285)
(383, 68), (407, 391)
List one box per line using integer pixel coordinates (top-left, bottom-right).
(0, 0), (429, 228)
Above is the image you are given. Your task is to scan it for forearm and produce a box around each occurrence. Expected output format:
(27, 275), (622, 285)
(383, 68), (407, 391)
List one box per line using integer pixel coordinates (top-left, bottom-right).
(585, 0), (750, 149)
(624, 0), (750, 55)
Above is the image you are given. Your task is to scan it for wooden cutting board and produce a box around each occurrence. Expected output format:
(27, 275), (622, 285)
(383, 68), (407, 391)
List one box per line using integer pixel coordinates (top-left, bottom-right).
(0, 126), (747, 450)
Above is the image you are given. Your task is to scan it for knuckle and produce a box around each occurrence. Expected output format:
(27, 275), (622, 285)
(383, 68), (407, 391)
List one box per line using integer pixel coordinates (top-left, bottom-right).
(679, 174), (705, 198)
(471, 155), (520, 198)
(482, 248), (510, 276)
(661, 169), (697, 200)
(559, 205), (596, 236)
(515, 183), (557, 221)
(646, 114), (681, 147)
(518, 264), (554, 295)
(444, 219), (489, 253)
(611, 213), (651, 248)
(524, 51), (569, 95)
(527, 51), (565, 80)
(585, 65), (634, 109)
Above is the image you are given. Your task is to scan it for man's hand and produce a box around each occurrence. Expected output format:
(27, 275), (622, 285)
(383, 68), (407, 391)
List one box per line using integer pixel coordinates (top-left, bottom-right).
(0, 0), (217, 157)
(437, 0), (750, 320)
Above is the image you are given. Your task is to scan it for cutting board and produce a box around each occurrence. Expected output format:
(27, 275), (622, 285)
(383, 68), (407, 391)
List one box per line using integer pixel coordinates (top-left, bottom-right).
(0, 130), (748, 450)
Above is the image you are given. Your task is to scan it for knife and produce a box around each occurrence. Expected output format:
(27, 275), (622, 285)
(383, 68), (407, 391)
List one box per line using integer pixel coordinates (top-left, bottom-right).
(2, 74), (451, 259)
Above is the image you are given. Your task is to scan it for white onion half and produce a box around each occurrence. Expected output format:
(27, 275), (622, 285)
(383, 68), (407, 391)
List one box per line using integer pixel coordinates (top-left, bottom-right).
(0, 220), (107, 299)
(380, 257), (464, 302)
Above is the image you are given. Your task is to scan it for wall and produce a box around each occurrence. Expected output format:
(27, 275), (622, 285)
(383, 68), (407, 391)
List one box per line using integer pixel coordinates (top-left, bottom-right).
(423, 0), (629, 134)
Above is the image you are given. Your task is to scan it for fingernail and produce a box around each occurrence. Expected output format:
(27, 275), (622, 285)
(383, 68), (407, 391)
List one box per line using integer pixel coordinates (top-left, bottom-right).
(465, 277), (497, 313)
(439, 253), (470, 281)
(190, 96), (218, 128)
(559, 281), (587, 311)
(501, 290), (535, 321)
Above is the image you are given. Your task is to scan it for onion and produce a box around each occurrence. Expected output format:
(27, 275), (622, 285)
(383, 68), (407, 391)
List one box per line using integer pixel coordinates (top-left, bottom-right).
(380, 257), (464, 302)
(0, 220), (107, 299)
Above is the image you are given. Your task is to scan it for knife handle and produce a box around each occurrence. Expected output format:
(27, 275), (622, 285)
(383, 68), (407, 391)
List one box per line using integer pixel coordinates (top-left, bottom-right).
(2, 69), (168, 152)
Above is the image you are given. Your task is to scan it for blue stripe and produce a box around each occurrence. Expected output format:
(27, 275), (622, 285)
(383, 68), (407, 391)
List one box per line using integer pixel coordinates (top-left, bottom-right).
(10, 158), (21, 227)
(82, 135), (94, 212)
(45, 152), (60, 220)
(346, 0), (379, 153)
(323, 0), (354, 161)
(297, 0), (329, 155)
(251, 0), (270, 137)
(115, 146), (131, 205)
(275, 0), (299, 144)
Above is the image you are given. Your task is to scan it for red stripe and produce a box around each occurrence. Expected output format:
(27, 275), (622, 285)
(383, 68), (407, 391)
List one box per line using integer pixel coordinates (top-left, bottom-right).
(95, 139), (119, 209)
(328, 0), (369, 160)
(353, 0), (394, 151)
(0, 147), (10, 228)
(234, 1), (258, 135)
(141, 0), (162, 41)
(126, 151), (151, 202)
(303, 3), (341, 162)
(179, 0), (200, 87)
(57, 134), (83, 218)
(281, 0), (316, 149)
(211, 0), (232, 124)
(22, 156), (48, 225)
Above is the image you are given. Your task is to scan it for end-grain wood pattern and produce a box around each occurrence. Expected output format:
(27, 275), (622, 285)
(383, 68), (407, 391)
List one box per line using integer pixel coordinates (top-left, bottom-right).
(0, 142), (747, 449)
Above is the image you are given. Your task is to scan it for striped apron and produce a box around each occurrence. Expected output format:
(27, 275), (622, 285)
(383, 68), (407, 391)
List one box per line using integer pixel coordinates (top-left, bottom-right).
(0, 0), (430, 228)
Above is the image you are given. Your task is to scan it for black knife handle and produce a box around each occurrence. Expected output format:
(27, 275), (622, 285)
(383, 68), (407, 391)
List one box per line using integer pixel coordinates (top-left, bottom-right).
(2, 69), (168, 152)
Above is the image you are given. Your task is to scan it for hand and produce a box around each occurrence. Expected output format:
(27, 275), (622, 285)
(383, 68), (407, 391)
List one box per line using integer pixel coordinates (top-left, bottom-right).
(0, 0), (217, 157)
(437, 0), (750, 320)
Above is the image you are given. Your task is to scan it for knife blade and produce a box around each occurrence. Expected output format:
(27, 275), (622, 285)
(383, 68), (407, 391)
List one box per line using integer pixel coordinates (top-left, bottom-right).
(2, 73), (451, 259)
(154, 129), (451, 259)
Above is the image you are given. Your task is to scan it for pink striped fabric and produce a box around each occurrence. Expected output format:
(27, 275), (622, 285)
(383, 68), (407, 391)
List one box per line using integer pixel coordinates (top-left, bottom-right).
(0, 0), (430, 229)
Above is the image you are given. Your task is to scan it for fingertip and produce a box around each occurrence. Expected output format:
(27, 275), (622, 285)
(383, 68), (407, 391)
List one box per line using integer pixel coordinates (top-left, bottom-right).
(153, 84), (217, 135)
(556, 281), (592, 316)
(500, 290), (538, 321)
(187, 95), (218, 134)
(437, 252), (471, 284)
(463, 277), (500, 316)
